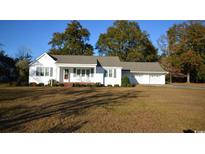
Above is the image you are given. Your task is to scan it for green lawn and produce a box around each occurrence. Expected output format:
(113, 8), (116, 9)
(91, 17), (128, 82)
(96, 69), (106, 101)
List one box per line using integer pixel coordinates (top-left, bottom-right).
(0, 86), (204, 132)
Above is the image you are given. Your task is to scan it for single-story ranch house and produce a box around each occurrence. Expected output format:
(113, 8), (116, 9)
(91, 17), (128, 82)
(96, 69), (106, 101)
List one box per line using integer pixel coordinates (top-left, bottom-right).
(29, 53), (168, 86)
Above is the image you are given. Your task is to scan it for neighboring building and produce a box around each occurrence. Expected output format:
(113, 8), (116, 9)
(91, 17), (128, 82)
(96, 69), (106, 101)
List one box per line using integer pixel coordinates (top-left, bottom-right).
(29, 53), (167, 86)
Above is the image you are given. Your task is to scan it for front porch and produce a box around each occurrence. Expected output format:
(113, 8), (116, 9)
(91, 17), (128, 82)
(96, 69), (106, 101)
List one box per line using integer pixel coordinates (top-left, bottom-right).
(57, 66), (97, 83)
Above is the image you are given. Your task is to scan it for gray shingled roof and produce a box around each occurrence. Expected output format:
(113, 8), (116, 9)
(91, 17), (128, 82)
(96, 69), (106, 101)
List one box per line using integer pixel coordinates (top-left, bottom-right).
(121, 62), (166, 72)
(96, 56), (122, 67)
(50, 54), (122, 67)
(49, 54), (166, 72)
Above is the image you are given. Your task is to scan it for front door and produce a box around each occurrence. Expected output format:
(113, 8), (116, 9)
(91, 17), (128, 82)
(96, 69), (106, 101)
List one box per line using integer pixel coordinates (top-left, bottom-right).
(63, 68), (69, 82)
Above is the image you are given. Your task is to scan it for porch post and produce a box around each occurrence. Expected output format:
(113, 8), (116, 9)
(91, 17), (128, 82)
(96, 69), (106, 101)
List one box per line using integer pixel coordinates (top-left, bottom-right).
(56, 66), (60, 82)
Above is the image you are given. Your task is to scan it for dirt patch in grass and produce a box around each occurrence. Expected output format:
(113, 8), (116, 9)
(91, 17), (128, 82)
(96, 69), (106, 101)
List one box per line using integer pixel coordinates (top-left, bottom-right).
(0, 86), (204, 132)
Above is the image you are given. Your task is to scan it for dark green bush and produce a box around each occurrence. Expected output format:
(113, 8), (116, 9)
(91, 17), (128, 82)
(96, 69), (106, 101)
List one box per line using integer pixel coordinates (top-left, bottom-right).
(88, 84), (94, 87)
(121, 76), (130, 87)
(38, 83), (44, 86)
(73, 83), (103, 87)
(91, 84), (97, 87)
(82, 84), (86, 87)
(59, 83), (64, 87)
(48, 79), (60, 86)
(131, 84), (136, 87)
(73, 83), (80, 87)
(114, 84), (119, 87)
(18, 82), (28, 86)
(29, 82), (37, 87)
(96, 82), (103, 87)
(9, 82), (18, 87)
(107, 84), (112, 87)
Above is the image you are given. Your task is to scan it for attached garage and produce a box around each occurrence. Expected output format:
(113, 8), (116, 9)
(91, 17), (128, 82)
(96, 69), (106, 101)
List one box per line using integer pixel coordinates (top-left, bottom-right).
(149, 74), (165, 84)
(122, 62), (167, 85)
(134, 74), (149, 84)
(134, 73), (166, 84)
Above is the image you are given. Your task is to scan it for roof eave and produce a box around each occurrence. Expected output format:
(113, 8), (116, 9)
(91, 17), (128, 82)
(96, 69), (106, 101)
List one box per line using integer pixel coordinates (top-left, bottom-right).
(130, 71), (169, 74)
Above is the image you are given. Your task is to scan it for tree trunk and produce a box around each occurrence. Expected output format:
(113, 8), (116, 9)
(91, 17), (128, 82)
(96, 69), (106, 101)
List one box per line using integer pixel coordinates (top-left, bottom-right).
(170, 73), (172, 84)
(187, 72), (190, 83)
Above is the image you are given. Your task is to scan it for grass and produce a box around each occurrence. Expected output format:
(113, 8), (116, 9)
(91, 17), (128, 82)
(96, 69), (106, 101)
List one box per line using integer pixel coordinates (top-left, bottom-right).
(0, 86), (205, 132)
(172, 82), (205, 87)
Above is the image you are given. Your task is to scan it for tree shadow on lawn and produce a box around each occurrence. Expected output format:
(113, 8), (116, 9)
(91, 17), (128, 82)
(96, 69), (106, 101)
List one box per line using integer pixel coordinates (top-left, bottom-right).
(47, 121), (88, 133)
(0, 87), (89, 102)
(0, 88), (142, 132)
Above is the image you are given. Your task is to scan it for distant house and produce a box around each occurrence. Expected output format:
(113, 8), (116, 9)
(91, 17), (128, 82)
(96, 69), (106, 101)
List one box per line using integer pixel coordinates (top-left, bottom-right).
(29, 53), (167, 86)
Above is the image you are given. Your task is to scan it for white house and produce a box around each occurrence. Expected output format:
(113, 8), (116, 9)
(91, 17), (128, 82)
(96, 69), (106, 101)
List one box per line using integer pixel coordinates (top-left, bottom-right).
(29, 53), (167, 86)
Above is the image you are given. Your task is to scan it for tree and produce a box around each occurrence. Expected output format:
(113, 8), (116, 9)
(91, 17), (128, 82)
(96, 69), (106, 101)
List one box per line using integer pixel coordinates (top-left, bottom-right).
(179, 50), (203, 83)
(16, 46), (32, 61)
(160, 55), (181, 83)
(96, 20), (158, 62)
(48, 21), (93, 55)
(15, 47), (32, 85)
(167, 21), (205, 57)
(159, 21), (205, 83)
(197, 64), (205, 82)
(157, 34), (170, 57)
(0, 45), (17, 82)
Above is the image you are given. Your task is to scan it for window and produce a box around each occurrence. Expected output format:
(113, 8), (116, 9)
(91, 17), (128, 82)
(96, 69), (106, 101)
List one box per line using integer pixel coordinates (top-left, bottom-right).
(114, 69), (116, 78)
(40, 67), (44, 76)
(104, 69), (116, 78)
(45, 67), (49, 76)
(50, 68), (53, 77)
(36, 67), (53, 77)
(104, 69), (107, 77)
(73, 68), (76, 77)
(108, 69), (112, 77)
(36, 67), (40, 76)
(73, 68), (94, 77)
(77, 69), (81, 76)
(91, 68), (94, 77)
(86, 69), (90, 77)
(64, 69), (69, 79)
(82, 69), (85, 77)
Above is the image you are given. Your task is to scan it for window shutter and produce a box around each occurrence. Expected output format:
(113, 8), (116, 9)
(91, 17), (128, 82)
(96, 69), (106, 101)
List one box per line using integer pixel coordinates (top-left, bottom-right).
(73, 68), (76, 77)
(50, 67), (53, 77)
(114, 69), (116, 78)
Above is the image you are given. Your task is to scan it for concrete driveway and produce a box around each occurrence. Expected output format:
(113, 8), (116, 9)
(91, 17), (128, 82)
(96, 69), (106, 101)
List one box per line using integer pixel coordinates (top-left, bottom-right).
(142, 84), (205, 90)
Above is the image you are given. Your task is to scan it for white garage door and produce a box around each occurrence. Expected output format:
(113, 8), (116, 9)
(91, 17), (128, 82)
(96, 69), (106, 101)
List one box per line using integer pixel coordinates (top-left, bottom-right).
(134, 74), (149, 84)
(134, 73), (165, 84)
(149, 74), (161, 84)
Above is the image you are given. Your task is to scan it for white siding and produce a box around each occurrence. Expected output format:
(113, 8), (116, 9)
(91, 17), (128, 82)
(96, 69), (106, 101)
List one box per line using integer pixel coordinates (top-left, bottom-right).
(122, 71), (166, 85)
(104, 67), (122, 86)
(135, 74), (149, 84)
(149, 74), (165, 84)
(29, 53), (57, 84)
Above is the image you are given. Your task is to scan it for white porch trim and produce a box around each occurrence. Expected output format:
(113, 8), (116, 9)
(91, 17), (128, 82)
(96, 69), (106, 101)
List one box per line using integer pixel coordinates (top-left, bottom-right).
(130, 71), (168, 74)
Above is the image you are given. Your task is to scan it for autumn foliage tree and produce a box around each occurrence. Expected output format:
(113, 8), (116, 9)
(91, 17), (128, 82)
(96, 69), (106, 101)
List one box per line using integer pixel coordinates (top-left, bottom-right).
(96, 20), (158, 62)
(158, 21), (205, 83)
(160, 55), (181, 83)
